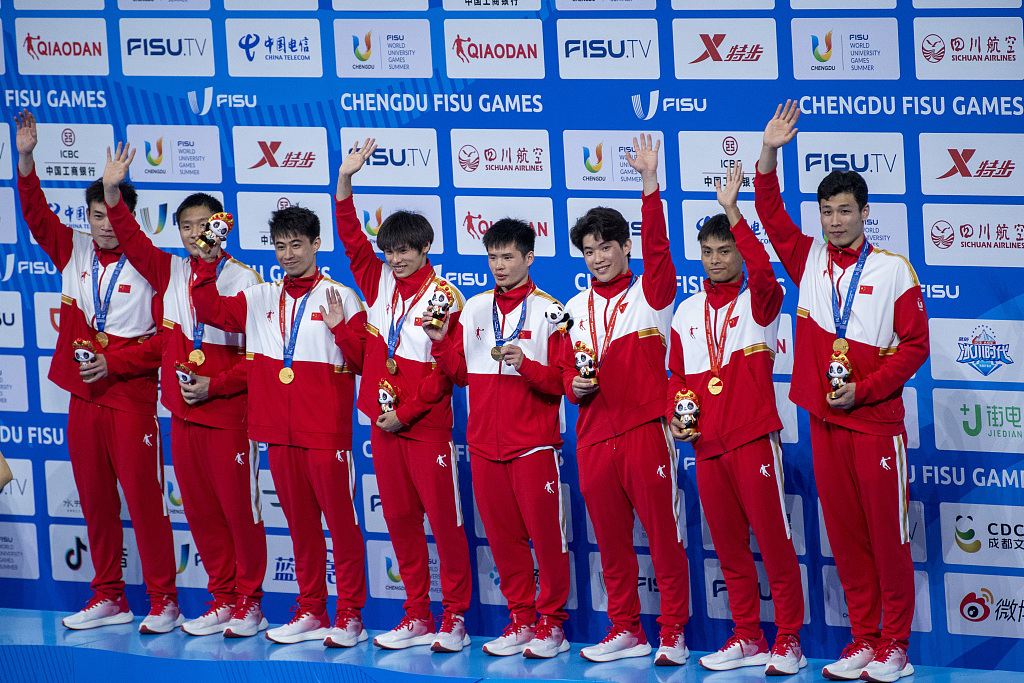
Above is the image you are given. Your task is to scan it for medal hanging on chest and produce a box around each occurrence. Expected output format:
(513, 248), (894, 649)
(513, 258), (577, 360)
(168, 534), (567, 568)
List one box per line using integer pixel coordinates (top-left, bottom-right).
(386, 276), (434, 377)
(491, 284), (533, 363)
(826, 244), (871, 396)
(188, 256), (228, 368)
(703, 276), (747, 396)
(585, 274), (638, 384)
(91, 253), (127, 348)
(278, 274), (321, 385)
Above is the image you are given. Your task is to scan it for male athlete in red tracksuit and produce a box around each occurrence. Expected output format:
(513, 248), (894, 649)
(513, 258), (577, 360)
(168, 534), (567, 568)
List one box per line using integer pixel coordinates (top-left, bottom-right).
(335, 140), (472, 653)
(561, 135), (690, 666)
(15, 112), (178, 633)
(667, 162), (805, 675)
(102, 144), (267, 637)
(755, 102), (929, 683)
(191, 205), (369, 648)
(426, 218), (571, 659)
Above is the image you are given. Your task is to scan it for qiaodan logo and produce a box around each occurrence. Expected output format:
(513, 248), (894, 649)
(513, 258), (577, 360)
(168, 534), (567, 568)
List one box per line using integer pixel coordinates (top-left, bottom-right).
(362, 206), (383, 237)
(146, 138), (164, 166)
(954, 515), (981, 553)
(353, 31), (371, 62)
(583, 143), (603, 173)
(960, 589), (992, 622)
(812, 31), (833, 62)
(386, 555), (402, 583)
(177, 543), (191, 574)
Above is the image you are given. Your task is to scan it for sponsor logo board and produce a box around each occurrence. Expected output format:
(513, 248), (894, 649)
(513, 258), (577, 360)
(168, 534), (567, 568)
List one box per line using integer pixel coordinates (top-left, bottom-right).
(934, 387), (1024, 455)
(672, 0), (774, 7)
(50, 523), (142, 584)
(590, 551), (690, 615)
(931, 318), (1019, 382)
(334, 19), (432, 79)
(350, 194), (444, 255)
(0, 356), (28, 413)
(799, 202), (909, 258)
(798, 132), (906, 195)
(0, 124), (11, 180)
(226, 19), (323, 78)
(701, 494), (806, 555)
(259, 468), (326, 531)
(225, 0), (317, 7)
(678, 131), (784, 194)
(914, 17), (1023, 81)
(567, 197), (669, 263)
(16, 18), (109, 76)
(126, 125), (221, 184)
(119, 18), (214, 77)
(37, 358), (70, 415)
(343, 127), (439, 189)
(819, 498), (927, 563)
(444, 19), (545, 80)
(454, 196), (555, 257)
(774, 322), (795, 375)
(447, 0), (542, 9)
(791, 18), (900, 80)
(563, 130), (665, 192)
(132, 190), (226, 251)
(477, 545), (578, 609)
(920, 133), (1024, 197)
(0, 522), (39, 580)
(173, 529), (212, 589)
(32, 123), (114, 184)
(556, 19), (660, 80)
(119, 0), (211, 8)
(236, 192), (335, 253)
(945, 572), (1024, 637)
(941, 502), (1024, 568)
(46, 460), (129, 520)
(333, 0), (427, 8)
(681, 199), (781, 262)
(367, 539), (442, 601)
(775, 383), (799, 444)
(232, 126), (329, 186)
(0, 188), (15, 244)
(264, 534), (340, 596)
(672, 19), (778, 80)
(0, 459), (35, 517)
(0, 292), (24, 349)
(923, 204), (1024, 267)
(451, 129), (550, 190)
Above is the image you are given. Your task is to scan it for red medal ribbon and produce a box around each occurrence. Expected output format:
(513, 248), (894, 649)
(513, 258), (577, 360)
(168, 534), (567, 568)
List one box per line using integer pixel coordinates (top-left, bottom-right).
(279, 271), (324, 344)
(587, 274), (637, 372)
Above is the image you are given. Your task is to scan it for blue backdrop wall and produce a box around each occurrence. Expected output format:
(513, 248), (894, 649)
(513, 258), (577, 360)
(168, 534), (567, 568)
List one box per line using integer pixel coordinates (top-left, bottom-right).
(0, 0), (1022, 672)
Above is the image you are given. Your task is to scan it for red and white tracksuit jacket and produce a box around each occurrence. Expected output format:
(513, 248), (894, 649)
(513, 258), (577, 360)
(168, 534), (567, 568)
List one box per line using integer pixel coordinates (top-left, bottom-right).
(18, 169), (175, 601)
(107, 199), (267, 604)
(432, 281), (570, 624)
(667, 217), (803, 639)
(755, 164), (929, 647)
(559, 188), (690, 632)
(191, 263), (367, 615)
(335, 195), (472, 619)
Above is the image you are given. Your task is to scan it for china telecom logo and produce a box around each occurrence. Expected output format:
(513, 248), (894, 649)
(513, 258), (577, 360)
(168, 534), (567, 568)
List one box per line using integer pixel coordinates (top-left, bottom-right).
(956, 325), (1014, 376)
(812, 31), (833, 62)
(954, 515), (981, 553)
(353, 31), (371, 62)
(583, 143), (603, 173)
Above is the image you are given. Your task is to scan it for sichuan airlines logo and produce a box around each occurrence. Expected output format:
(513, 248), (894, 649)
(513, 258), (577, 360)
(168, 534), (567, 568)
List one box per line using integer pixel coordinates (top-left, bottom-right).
(812, 31), (833, 62)
(353, 31), (371, 61)
(457, 145), (480, 172)
(956, 325), (1014, 377)
(921, 34), (945, 63)
(930, 221), (954, 249)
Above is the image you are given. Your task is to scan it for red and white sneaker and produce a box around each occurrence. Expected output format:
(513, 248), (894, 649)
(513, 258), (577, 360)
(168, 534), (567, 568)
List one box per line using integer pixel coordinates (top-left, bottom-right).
(655, 623), (689, 666)
(482, 616), (535, 656)
(823, 639), (877, 680)
(224, 597), (268, 638)
(766, 634), (807, 675)
(324, 609), (368, 648)
(431, 611), (470, 653)
(181, 599), (234, 636)
(139, 595), (185, 634)
(580, 625), (651, 663)
(62, 594), (133, 630)
(265, 609), (330, 644)
(861, 640), (914, 682)
(699, 633), (770, 670)
(373, 613), (436, 650)
(523, 617), (570, 659)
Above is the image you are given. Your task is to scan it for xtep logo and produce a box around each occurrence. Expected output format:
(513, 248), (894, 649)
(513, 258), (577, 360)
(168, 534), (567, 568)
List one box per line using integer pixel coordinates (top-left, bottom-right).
(140, 203), (168, 235)
(249, 142), (316, 169)
(362, 206), (383, 236)
(583, 143), (603, 173)
(960, 589), (992, 622)
(813, 31), (833, 62)
(385, 555), (402, 583)
(690, 33), (763, 63)
(632, 90), (658, 121)
(146, 138), (163, 166)
(353, 31), (371, 62)
(954, 515), (982, 553)
(66, 537), (87, 570)
(938, 149), (1015, 179)
(177, 543), (190, 574)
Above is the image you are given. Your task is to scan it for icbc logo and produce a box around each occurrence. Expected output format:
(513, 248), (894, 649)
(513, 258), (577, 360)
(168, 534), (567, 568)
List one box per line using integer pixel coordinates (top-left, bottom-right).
(722, 136), (738, 156)
(62, 129), (75, 146)
(959, 590), (992, 622)
(277, 197), (291, 210)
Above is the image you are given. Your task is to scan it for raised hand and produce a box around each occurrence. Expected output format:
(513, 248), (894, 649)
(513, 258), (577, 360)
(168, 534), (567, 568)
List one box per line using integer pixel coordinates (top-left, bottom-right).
(626, 133), (660, 176)
(15, 110), (38, 176)
(319, 287), (347, 329)
(103, 142), (136, 207)
(763, 100), (800, 150)
(336, 137), (377, 201)
(715, 160), (744, 212)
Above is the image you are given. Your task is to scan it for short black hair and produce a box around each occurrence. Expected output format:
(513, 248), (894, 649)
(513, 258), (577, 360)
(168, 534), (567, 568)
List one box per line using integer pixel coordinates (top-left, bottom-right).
(697, 214), (734, 244)
(817, 170), (869, 211)
(175, 193), (223, 226)
(482, 218), (534, 257)
(569, 206), (630, 253)
(376, 210), (433, 253)
(269, 205), (319, 243)
(87, 179), (137, 213)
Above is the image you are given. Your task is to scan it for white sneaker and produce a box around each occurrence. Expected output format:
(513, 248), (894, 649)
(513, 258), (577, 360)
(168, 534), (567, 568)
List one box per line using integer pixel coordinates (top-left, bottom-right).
(62, 594), (134, 630)
(139, 595), (185, 635)
(483, 616), (535, 656)
(580, 626), (651, 663)
(224, 597), (268, 638)
(699, 633), (770, 670)
(766, 634), (807, 675)
(373, 614), (436, 650)
(324, 609), (368, 648)
(431, 611), (470, 653)
(655, 623), (689, 666)
(860, 640), (914, 682)
(823, 639), (877, 680)
(523, 617), (570, 659)
(265, 610), (330, 644)
(181, 599), (234, 636)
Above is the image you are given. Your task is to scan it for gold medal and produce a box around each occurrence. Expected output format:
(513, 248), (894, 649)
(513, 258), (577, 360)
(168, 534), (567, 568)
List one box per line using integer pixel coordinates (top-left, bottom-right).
(386, 358), (398, 375)
(708, 376), (724, 395)
(189, 349), (206, 365)
(279, 367), (295, 384)
(491, 346), (503, 361)
(833, 338), (849, 355)
(95, 331), (109, 348)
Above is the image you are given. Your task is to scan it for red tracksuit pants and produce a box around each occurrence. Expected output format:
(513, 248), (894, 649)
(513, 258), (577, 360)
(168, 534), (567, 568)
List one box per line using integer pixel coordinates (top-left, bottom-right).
(472, 447), (571, 625)
(812, 420), (914, 647)
(67, 396), (176, 599)
(578, 418), (690, 630)
(268, 445), (366, 615)
(171, 417), (266, 603)
(697, 432), (803, 640)
(372, 429), (472, 618)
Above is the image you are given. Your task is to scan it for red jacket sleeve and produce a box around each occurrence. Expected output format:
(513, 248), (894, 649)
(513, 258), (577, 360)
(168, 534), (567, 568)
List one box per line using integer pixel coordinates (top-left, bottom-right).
(332, 309), (368, 376)
(856, 285), (930, 406)
(105, 294), (164, 379)
(640, 188), (676, 310)
(17, 168), (74, 271)
(666, 328), (688, 421)
(208, 356), (248, 400)
(107, 197), (173, 296)
(431, 321), (469, 388)
(395, 310), (460, 426)
(191, 257), (248, 333)
(753, 163), (814, 285)
(557, 331), (582, 405)
(517, 329), (566, 396)
(732, 216), (784, 326)
(335, 196), (385, 306)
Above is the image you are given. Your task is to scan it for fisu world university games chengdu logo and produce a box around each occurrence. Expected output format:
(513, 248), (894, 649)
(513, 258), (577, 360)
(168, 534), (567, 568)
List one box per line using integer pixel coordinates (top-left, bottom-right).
(956, 325), (1014, 376)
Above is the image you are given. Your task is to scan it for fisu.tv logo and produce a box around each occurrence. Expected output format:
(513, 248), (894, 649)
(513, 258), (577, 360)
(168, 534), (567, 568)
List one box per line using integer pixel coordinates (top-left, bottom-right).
(186, 87), (257, 116)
